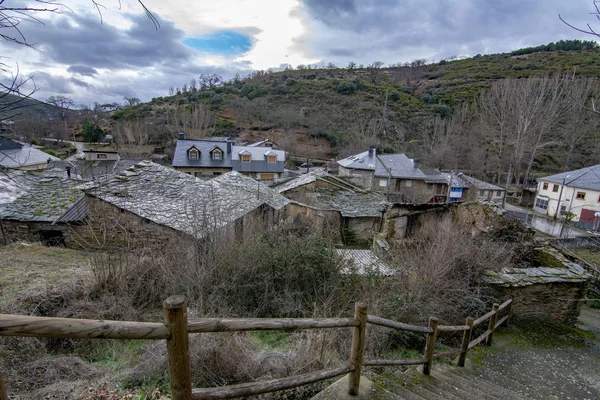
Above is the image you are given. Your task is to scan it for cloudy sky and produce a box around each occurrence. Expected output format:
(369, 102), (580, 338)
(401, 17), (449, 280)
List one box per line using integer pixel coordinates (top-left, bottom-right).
(1, 0), (597, 105)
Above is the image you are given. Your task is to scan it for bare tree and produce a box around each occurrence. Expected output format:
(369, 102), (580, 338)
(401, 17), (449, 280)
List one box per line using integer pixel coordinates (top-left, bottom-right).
(478, 75), (568, 186)
(198, 73), (222, 90)
(559, 1), (600, 37)
(47, 95), (75, 140)
(123, 96), (141, 107)
(560, 77), (600, 170)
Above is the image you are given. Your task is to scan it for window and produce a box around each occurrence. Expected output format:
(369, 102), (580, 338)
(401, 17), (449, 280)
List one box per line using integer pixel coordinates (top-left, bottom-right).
(598, 195), (600, 203)
(576, 191), (586, 200)
(241, 154), (251, 162)
(560, 204), (567, 212)
(212, 150), (222, 160)
(535, 198), (548, 210)
(542, 182), (549, 190)
(479, 190), (485, 197)
(97, 153), (107, 159)
(552, 184), (559, 192)
(212, 172), (222, 176)
(267, 155), (277, 163)
(260, 173), (274, 180)
(496, 190), (502, 197)
(188, 148), (200, 160)
(405, 180), (412, 187)
(379, 179), (387, 187)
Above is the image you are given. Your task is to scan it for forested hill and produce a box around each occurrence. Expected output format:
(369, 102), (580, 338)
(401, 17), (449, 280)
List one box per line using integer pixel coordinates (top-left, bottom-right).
(79, 41), (600, 184)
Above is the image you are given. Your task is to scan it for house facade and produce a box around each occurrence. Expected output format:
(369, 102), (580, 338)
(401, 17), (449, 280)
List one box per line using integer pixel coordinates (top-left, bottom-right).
(172, 136), (285, 181)
(337, 148), (449, 204)
(461, 175), (506, 205)
(533, 165), (600, 226)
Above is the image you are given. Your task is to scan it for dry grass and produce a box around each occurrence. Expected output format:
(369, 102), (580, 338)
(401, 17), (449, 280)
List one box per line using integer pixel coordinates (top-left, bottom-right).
(0, 243), (91, 308)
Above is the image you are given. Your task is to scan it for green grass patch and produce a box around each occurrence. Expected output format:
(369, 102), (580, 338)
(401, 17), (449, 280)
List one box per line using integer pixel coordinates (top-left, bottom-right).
(500, 321), (596, 348)
(250, 331), (294, 352)
(80, 339), (146, 370)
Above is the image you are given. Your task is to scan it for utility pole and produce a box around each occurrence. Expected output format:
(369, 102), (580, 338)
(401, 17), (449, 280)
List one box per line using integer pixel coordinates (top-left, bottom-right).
(555, 175), (569, 220)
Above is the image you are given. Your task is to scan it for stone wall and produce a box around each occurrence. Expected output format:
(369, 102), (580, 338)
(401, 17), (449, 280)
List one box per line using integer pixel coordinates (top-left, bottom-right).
(484, 248), (590, 325)
(68, 196), (191, 251)
(174, 166), (232, 177)
(284, 202), (341, 240)
(491, 281), (587, 325)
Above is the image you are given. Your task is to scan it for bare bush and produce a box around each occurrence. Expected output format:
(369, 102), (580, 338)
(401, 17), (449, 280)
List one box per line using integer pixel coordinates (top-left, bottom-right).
(383, 217), (519, 324)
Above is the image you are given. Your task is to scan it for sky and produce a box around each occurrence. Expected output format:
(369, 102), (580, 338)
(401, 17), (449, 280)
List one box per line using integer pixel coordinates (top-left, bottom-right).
(1, 0), (598, 105)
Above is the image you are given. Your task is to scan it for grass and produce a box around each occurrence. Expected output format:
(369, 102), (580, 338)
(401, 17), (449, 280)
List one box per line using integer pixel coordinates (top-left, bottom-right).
(0, 242), (91, 307)
(250, 331), (295, 352)
(570, 249), (600, 268)
(495, 321), (595, 349)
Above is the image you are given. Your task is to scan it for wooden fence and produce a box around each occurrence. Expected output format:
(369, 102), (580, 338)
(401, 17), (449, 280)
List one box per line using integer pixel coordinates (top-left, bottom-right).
(0, 296), (512, 400)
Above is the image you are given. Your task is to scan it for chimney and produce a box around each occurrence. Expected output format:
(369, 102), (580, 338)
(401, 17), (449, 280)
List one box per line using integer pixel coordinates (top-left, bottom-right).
(179, 132), (185, 140)
(368, 146), (375, 157)
(227, 141), (232, 154)
(66, 166), (71, 179)
(413, 158), (419, 169)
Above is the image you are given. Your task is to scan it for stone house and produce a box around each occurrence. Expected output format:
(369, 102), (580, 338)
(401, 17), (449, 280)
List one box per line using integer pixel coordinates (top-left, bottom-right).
(0, 169), (86, 245)
(72, 162), (290, 251)
(461, 175), (506, 205)
(337, 148), (448, 203)
(275, 170), (387, 244)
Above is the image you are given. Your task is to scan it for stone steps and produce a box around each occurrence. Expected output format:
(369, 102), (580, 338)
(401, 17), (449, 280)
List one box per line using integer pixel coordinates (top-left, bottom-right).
(313, 363), (531, 400)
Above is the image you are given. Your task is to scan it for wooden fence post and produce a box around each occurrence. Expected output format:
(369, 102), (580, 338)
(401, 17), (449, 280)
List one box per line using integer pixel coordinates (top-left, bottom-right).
(0, 375), (8, 400)
(422, 317), (438, 376)
(457, 317), (474, 367)
(486, 303), (500, 346)
(164, 295), (192, 400)
(348, 302), (368, 396)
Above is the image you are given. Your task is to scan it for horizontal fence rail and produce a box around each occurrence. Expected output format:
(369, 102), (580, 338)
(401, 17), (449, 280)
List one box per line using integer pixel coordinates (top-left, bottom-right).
(187, 317), (358, 333)
(367, 315), (433, 333)
(192, 364), (353, 400)
(0, 297), (513, 400)
(0, 314), (170, 340)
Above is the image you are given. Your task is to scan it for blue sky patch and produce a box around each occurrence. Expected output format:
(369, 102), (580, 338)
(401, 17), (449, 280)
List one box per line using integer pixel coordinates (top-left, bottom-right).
(183, 31), (252, 56)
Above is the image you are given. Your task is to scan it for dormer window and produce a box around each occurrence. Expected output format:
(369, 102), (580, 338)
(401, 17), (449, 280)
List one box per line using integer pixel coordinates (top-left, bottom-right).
(239, 150), (251, 162)
(265, 150), (277, 163)
(187, 147), (200, 160)
(211, 147), (223, 161)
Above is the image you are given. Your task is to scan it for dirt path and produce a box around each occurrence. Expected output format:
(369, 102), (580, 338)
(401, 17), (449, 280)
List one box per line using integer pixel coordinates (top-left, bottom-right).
(470, 308), (600, 400)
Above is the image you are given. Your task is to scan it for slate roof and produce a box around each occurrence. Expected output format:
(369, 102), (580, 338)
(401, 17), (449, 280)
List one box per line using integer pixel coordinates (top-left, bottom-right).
(0, 144), (59, 168)
(483, 249), (589, 287)
(461, 175), (505, 191)
(316, 189), (387, 217)
(88, 161), (289, 239)
(420, 167), (448, 184)
(441, 172), (471, 188)
(374, 154), (428, 179)
(231, 146), (285, 173)
(337, 150), (378, 171)
(538, 164), (600, 191)
(337, 249), (392, 275)
(45, 159), (138, 181)
(0, 171), (84, 222)
(172, 139), (233, 168)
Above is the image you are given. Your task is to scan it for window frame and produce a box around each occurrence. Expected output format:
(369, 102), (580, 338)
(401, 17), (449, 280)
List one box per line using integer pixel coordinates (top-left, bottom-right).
(187, 148), (200, 160)
(552, 184), (559, 193)
(241, 154), (251, 162)
(576, 191), (586, 200)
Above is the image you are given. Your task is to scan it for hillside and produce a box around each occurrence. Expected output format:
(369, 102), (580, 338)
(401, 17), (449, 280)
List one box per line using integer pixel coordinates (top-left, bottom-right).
(0, 93), (60, 122)
(8, 41), (600, 185)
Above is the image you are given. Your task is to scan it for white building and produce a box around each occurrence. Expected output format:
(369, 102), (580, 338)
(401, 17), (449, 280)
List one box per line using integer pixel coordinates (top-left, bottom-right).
(533, 164), (600, 226)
